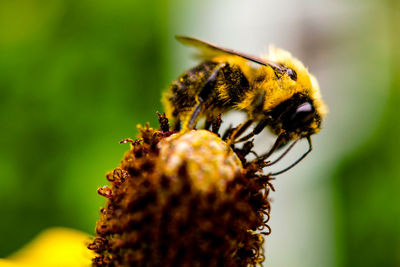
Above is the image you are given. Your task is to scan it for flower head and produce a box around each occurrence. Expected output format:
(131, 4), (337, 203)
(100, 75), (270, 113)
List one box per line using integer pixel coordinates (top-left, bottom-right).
(89, 114), (274, 266)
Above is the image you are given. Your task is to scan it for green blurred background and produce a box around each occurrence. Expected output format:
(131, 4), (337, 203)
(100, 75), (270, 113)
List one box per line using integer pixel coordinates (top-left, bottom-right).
(0, 0), (399, 266)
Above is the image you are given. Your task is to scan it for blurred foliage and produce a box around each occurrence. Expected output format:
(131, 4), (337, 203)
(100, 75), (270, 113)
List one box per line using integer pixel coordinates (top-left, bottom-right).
(333, 1), (400, 266)
(0, 0), (170, 256)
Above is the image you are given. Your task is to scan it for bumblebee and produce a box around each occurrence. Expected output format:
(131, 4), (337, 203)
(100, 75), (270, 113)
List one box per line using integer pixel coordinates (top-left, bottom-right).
(162, 36), (327, 175)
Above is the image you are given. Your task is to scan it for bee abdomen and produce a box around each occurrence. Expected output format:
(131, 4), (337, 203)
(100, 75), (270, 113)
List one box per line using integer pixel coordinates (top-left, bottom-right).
(165, 61), (250, 119)
(166, 61), (219, 117)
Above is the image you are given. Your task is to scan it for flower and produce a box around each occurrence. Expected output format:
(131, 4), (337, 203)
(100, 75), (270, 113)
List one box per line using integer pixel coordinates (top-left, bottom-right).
(89, 114), (274, 266)
(0, 227), (95, 267)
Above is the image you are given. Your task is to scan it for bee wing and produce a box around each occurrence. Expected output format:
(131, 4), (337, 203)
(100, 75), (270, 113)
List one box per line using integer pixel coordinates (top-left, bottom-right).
(176, 35), (282, 70)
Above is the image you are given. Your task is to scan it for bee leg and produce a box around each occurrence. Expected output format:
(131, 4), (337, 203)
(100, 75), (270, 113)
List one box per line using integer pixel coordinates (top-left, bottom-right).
(204, 113), (214, 130)
(234, 119), (269, 143)
(226, 119), (254, 145)
(252, 133), (286, 165)
(270, 136), (312, 176)
(265, 138), (299, 166)
(222, 124), (234, 140)
(233, 89), (267, 143)
(187, 104), (202, 129)
(211, 114), (222, 134)
(174, 119), (181, 131)
(184, 63), (226, 130)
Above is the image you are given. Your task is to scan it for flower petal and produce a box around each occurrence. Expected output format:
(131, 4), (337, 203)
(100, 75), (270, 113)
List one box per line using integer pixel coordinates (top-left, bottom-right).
(3, 228), (94, 267)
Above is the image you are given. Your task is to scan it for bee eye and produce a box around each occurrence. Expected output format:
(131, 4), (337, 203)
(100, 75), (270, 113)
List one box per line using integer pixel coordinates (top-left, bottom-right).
(290, 102), (314, 125)
(286, 68), (297, 81)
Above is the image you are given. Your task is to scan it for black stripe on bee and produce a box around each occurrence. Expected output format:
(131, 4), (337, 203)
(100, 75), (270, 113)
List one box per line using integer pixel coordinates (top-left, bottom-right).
(220, 64), (250, 105)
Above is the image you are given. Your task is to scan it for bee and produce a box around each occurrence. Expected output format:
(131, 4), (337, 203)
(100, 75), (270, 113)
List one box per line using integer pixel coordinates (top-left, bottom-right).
(162, 36), (327, 175)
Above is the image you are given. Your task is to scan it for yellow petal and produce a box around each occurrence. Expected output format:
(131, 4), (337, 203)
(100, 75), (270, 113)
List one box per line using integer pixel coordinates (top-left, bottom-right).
(1, 228), (94, 267)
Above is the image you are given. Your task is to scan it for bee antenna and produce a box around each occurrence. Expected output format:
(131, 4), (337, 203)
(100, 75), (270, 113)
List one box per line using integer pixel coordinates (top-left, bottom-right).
(270, 136), (312, 176)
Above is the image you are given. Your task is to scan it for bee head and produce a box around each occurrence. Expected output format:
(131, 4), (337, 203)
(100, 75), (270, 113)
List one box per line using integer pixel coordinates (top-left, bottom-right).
(267, 93), (322, 140)
(261, 46), (327, 140)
